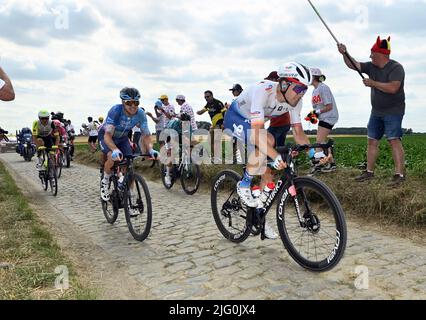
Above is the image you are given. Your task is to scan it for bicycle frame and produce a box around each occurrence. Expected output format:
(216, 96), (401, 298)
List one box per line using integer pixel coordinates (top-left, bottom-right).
(245, 141), (334, 233)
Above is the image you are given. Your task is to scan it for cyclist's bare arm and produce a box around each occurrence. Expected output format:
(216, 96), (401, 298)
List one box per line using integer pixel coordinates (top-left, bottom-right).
(292, 123), (311, 146)
(250, 122), (280, 161)
(103, 125), (118, 151)
(0, 67), (15, 101)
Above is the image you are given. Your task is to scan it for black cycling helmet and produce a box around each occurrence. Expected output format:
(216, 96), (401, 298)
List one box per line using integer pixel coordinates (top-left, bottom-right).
(120, 87), (141, 101)
(21, 127), (31, 134)
(180, 113), (191, 122)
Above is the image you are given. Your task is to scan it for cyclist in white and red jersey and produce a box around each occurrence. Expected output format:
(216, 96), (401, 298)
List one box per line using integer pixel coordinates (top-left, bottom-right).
(224, 62), (315, 239)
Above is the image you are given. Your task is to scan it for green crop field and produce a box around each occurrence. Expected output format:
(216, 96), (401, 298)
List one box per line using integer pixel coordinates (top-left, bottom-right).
(75, 134), (426, 175)
(322, 134), (426, 174)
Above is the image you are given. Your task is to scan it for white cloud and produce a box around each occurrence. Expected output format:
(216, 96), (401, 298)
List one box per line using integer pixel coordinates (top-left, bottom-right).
(0, 0), (425, 133)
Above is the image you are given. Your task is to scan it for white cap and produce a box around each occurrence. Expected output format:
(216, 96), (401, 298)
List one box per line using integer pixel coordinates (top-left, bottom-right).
(310, 68), (326, 81)
(176, 94), (186, 101)
(310, 68), (323, 76)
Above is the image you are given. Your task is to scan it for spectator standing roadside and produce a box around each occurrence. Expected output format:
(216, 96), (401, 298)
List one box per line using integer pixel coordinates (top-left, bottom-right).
(87, 116), (98, 153)
(338, 36), (406, 186)
(310, 67), (339, 172)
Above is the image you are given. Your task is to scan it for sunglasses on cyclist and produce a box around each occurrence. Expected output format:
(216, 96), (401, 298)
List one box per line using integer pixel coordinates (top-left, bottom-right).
(292, 84), (308, 95)
(124, 100), (140, 107)
(40, 117), (49, 120)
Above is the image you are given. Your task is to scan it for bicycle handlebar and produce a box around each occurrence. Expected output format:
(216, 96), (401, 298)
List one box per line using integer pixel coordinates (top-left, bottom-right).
(276, 139), (334, 155)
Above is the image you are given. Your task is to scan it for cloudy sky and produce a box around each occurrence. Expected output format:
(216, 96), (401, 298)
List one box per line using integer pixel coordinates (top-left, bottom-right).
(1, 0), (425, 133)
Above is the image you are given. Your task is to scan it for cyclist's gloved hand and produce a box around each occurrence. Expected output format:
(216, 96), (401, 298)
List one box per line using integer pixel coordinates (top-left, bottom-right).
(149, 148), (159, 159)
(111, 148), (123, 161)
(272, 154), (286, 170)
(308, 148), (316, 159)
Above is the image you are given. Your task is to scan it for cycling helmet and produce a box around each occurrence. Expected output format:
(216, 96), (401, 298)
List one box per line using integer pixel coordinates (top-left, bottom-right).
(180, 113), (191, 122)
(38, 110), (50, 118)
(98, 116), (104, 122)
(53, 120), (61, 127)
(277, 62), (312, 86)
(21, 127), (31, 134)
(120, 87), (141, 101)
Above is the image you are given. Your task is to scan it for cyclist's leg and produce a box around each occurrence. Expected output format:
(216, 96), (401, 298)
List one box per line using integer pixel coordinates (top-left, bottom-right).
(223, 102), (258, 207)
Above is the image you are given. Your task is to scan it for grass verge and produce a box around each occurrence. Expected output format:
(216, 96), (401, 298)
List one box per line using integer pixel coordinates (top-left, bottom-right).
(0, 161), (97, 300)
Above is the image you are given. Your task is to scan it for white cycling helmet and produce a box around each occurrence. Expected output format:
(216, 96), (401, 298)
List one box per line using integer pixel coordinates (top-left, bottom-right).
(277, 62), (312, 86)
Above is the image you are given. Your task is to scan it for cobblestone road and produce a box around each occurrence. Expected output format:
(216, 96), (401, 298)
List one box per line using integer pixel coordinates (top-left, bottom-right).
(1, 153), (425, 299)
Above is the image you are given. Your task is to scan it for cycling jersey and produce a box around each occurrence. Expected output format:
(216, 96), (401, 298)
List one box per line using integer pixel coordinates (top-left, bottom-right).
(100, 104), (150, 139)
(203, 99), (226, 127)
(57, 126), (67, 141)
(32, 120), (56, 138)
(234, 80), (302, 125)
(179, 102), (198, 130)
(224, 80), (304, 142)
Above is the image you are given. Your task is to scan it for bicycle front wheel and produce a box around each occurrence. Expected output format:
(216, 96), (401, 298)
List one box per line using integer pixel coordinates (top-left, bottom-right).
(180, 163), (200, 195)
(65, 149), (71, 168)
(48, 161), (58, 196)
(160, 164), (175, 189)
(56, 153), (63, 179)
(276, 176), (347, 272)
(211, 170), (251, 243)
(100, 176), (119, 224)
(124, 174), (152, 242)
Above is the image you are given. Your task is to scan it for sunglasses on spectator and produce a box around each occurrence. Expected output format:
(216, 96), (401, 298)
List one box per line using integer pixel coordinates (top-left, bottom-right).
(124, 100), (140, 106)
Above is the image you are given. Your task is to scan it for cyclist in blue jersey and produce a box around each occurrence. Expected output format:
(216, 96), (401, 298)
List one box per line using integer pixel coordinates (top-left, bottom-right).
(99, 87), (158, 201)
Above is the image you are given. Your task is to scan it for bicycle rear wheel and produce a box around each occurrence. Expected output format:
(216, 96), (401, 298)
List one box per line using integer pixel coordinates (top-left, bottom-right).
(180, 163), (200, 195)
(211, 170), (251, 243)
(276, 176), (347, 272)
(124, 174), (152, 242)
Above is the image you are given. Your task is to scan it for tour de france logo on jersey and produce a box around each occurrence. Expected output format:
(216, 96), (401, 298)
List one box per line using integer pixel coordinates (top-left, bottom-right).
(312, 94), (322, 105)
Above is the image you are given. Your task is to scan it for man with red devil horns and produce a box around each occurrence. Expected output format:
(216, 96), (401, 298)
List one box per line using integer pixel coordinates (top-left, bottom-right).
(337, 36), (407, 187)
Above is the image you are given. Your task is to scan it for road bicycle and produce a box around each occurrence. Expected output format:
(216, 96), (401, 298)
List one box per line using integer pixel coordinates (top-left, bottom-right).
(37, 146), (58, 196)
(160, 144), (201, 195)
(100, 153), (155, 242)
(211, 140), (347, 272)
